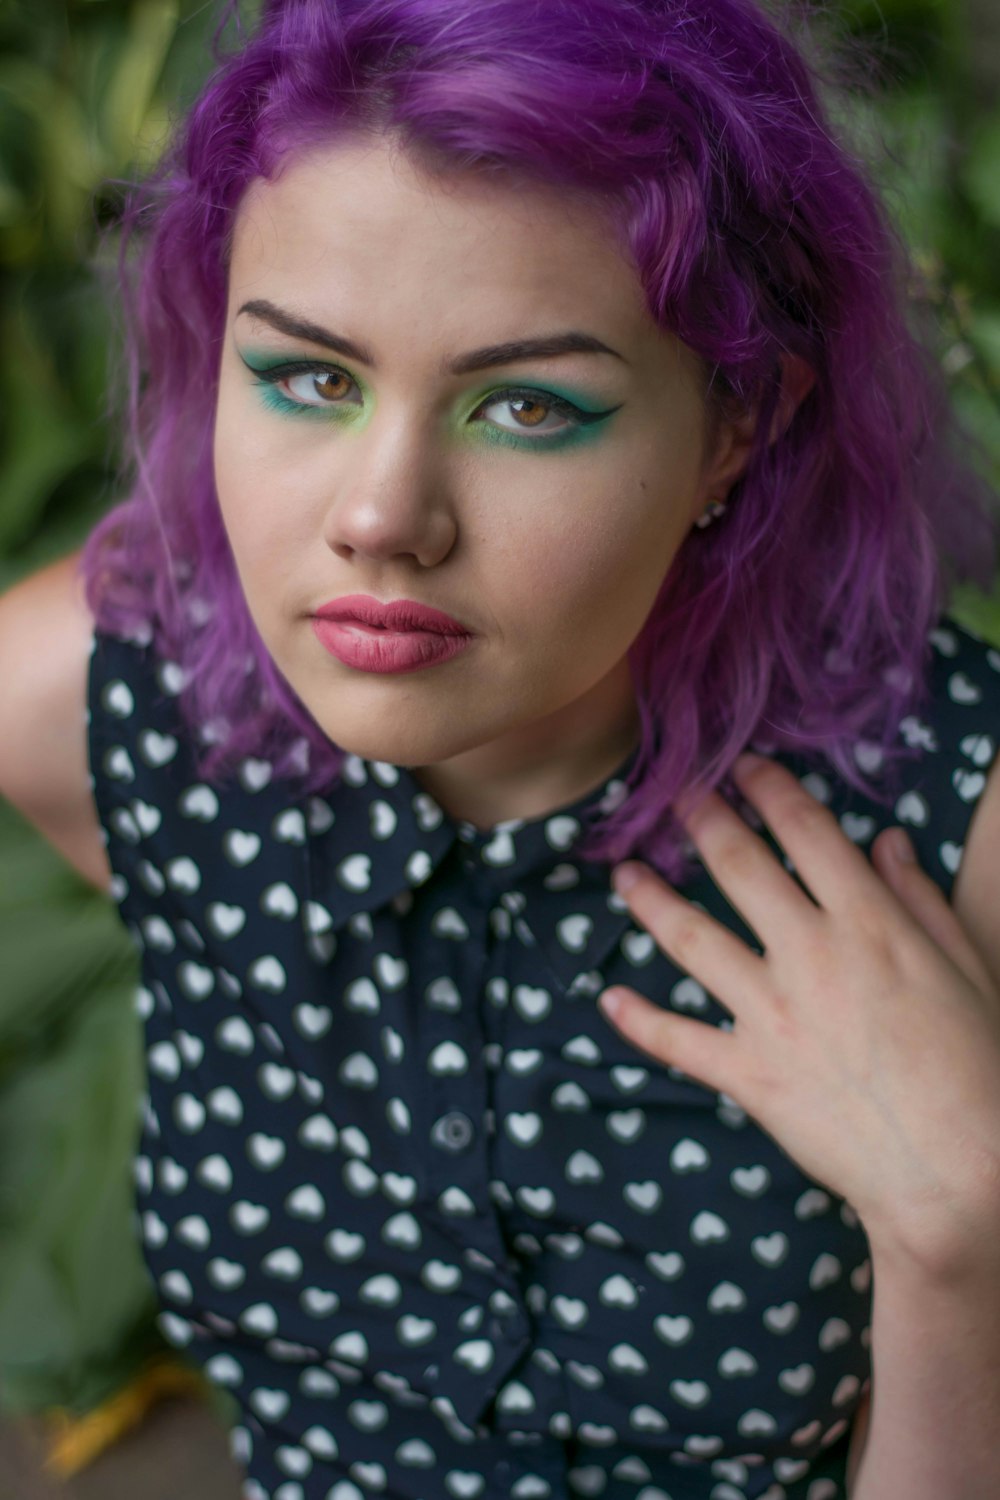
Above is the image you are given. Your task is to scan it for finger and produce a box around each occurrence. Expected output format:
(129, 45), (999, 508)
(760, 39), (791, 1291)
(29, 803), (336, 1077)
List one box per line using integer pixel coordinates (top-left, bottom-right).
(677, 782), (821, 947)
(599, 985), (740, 1097)
(613, 863), (769, 1010)
(871, 826), (996, 993)
(729, 753), (889, 915)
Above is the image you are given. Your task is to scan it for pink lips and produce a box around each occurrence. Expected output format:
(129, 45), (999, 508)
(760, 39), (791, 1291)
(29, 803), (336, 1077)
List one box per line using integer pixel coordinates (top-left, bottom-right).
(311, 594), (473, 674)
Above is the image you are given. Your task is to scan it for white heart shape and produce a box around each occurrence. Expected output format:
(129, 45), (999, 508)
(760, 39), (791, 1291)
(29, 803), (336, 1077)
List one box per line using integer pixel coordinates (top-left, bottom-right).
(249, 957), (287, 994)
(670, 1378), (710, 1409)
(506, 1112), (542, 1146)
(300, 1114), (337, 1150)
(178, 961), (214, 1000)
(338, 854), (372, 891)
(294, 1003), (332, 1040)
(259, 1063), (296, 1100)
(599, 1273), (638, 1308)
(345, 977), (380, 1012)
(207, 1085), (243, 1123)
(556, 914), (592, 951)
(515, 1185), (555, 1216)
(952, 767), (986, 802)
(779, 1363), (816, 1394)
(730, 1164), (770, 1196)
(357, 1273), (401, 1309)
(197, 1154), (233, 1191)
(301, 1287), (339, 1317)
(840, 812), (875, 843)
(179, 785), (219, 821)
(103, 680), (134, 717)
(139, 730), (178, 767)
(545, 815), (579, 850)
(231, 1200), (269, 1235)
(164, 856), (201, 893)
(751, 1231), (789, 1265)
(718, 1346), (757, 1377)
(248, 1133), (286, 1170)
(623, 1180), (662, 1213)
(671, 977), (708, 1011)
(948, 670), (982, 704)
(671, 1137), (710, 1172)
(286, 1184), (325, 1219)
(239, 757), (273, 792)
(370, 800), (397, 839)
(374, 953), (407, 989)
(325, 1229), (366, 1262)
(646, 1250), (684, 1280)
(216, 1015), (254, 1055)
(551, 1295), (589, 1330)
(207, 902), (246, 939)
(708, 1281), (746, 1312)
(250, 1386), (289, 1421)
(513, 985), (552, 1021)
(273, 808), (306, 843)
(566, 1149), (602, 1183)
(207, 1260), (246, 1290)
(654, 1314), (693, 1345)
(224, 829), (261, 866)
(763, 1300), (799, 1333)
(959, 732), (995, 766)
(691, 1210), (729, 1244)
(261, 882), (298, 918)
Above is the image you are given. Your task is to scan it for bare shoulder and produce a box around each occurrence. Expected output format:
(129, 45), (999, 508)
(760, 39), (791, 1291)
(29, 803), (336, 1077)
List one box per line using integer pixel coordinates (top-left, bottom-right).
(952, 726), (1000, 991)
(0, 550), (111, 892)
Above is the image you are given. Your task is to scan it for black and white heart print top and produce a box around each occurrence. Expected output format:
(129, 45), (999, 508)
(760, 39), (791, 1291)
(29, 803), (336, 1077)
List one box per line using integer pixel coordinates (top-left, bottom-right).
(86, 612), (1000, 1500)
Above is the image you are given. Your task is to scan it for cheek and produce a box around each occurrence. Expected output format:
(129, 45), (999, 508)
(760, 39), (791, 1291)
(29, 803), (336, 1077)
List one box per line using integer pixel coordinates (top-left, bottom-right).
(213, 403), (316, 570)
(499, 482), (684, 640)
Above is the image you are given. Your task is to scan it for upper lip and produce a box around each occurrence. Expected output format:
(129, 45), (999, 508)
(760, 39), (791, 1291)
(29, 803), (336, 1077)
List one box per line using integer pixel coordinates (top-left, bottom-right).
(313, 594), (471, 635)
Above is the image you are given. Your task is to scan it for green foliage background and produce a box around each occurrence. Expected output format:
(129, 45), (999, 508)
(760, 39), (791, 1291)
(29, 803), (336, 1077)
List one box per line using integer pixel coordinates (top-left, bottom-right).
(0, 0), (998, 1419)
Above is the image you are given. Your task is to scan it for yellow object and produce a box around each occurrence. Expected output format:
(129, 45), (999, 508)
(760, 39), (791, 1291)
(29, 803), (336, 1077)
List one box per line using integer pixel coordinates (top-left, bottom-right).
(41, 1356), (210, 1478)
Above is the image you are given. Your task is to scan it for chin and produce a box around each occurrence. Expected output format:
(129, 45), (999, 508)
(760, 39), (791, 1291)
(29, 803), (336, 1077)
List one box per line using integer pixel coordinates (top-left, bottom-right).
(310, 710), (485, 770)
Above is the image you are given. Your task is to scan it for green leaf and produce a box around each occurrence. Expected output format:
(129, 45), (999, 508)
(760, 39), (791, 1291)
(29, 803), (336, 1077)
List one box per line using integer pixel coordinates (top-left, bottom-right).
(963, 110), (1000, 230)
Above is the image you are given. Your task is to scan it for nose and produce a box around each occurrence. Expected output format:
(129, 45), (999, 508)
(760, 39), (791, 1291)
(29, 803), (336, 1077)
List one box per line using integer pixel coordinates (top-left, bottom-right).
(322, 413), (459, 569)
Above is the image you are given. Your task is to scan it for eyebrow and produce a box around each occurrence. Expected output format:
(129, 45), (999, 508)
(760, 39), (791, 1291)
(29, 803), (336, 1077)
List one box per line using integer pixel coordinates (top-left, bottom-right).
(236, 298), (627, 375)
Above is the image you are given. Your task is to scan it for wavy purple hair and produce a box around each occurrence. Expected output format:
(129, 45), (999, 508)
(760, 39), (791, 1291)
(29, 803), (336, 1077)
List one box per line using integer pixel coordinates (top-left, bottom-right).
(81, 0), (997, 881)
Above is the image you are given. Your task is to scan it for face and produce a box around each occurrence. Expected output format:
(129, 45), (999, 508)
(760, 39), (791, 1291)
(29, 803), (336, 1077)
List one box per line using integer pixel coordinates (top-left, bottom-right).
(214, 133), (748, 820)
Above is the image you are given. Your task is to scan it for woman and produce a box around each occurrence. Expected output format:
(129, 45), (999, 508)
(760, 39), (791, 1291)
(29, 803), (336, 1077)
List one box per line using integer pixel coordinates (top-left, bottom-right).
(1, 0), (999, 1496)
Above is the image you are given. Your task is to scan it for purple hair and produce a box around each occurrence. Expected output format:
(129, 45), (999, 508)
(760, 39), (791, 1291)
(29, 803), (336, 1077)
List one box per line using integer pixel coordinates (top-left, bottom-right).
(81, 0), (998, 881)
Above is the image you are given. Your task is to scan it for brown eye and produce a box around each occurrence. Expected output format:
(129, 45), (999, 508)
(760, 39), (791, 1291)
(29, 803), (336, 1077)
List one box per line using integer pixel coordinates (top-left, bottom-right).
(508, 397), (550, 427)
(310, 372), (352, 402)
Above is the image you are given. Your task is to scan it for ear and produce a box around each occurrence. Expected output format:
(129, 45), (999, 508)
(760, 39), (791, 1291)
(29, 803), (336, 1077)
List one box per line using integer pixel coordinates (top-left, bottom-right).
(769, 352), (816, 443)
(700, 351), (817, 500)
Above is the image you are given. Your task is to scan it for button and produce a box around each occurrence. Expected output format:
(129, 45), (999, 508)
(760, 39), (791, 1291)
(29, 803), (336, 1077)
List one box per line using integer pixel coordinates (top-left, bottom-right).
(431, 1110), (475, 1152)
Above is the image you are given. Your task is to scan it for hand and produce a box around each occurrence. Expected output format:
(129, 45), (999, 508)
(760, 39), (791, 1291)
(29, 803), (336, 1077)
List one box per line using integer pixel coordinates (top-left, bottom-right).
(598, 752), (1000, 1277)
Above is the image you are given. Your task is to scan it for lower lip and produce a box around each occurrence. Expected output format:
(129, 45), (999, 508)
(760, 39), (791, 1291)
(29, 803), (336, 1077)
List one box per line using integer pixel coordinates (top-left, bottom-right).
(311, 618), (473, 674)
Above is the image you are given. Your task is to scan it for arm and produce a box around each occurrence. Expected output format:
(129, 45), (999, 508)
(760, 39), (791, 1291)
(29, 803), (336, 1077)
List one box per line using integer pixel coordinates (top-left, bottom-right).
(0, 549), (111, 892)
(847, 755), (1000, 1499)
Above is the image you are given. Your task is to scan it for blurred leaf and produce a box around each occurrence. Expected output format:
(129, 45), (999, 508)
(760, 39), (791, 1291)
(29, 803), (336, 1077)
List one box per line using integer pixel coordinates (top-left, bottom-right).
(0, 309), (94, 550)
(963, 108), (1000, 229)
(104, 0), (180, 164)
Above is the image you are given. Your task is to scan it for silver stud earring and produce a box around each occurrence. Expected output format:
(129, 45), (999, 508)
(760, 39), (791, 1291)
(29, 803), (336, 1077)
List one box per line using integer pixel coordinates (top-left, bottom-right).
(693, 499), (728, 530)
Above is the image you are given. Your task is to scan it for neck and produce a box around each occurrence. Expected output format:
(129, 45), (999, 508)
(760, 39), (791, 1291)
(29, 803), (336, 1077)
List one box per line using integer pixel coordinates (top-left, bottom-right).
(412, 661), (640, 831)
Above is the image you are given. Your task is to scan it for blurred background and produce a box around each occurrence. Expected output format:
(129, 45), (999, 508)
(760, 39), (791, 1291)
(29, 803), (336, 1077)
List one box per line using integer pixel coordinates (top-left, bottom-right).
(0, 0), (999, 1484)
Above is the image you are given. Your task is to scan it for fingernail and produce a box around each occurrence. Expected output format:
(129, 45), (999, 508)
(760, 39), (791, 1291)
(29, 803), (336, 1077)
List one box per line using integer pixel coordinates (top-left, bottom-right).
(890, 828), (916, 864)
(612, 863), (641, 894)
(734, 751), (765, 774)
(599, 989), (623, 1020)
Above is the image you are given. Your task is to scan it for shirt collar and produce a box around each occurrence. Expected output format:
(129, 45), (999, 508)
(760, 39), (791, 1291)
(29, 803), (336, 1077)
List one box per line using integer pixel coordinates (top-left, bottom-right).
(304, 743), (642, 993)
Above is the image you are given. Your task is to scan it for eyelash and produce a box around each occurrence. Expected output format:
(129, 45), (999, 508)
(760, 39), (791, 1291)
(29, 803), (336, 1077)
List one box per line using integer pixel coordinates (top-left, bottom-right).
(247, 360), (604, 437)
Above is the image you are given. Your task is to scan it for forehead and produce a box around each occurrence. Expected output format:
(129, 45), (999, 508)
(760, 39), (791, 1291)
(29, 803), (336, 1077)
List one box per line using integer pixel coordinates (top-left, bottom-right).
(228, 133), (653, 338)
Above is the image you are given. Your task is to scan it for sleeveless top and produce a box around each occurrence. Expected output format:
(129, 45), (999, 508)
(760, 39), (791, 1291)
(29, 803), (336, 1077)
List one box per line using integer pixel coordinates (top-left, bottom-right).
(87, 612), (1000, 1500)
